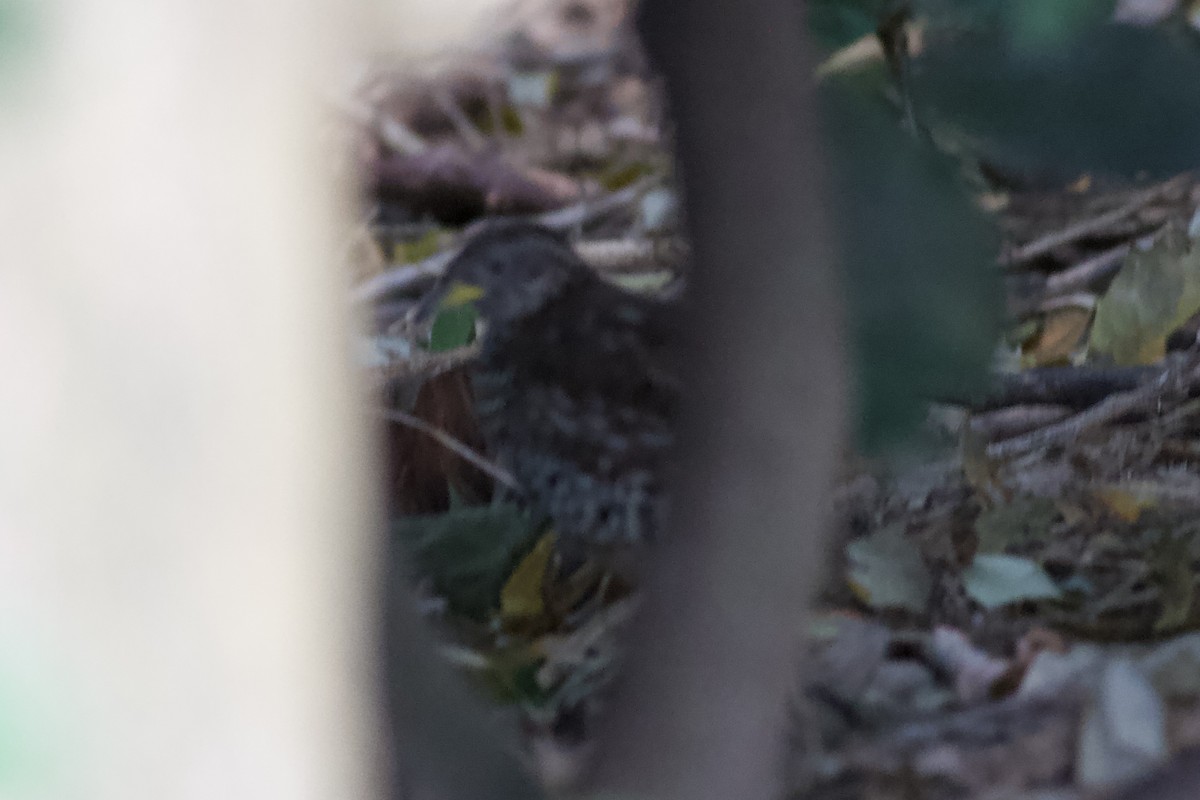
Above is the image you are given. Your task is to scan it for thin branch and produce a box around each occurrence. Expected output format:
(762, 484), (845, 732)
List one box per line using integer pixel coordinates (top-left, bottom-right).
(968, 404), (1072, 442)
(369, 340), (481, 390)
(376, 407), (520, 491)
(1003, 174), (1189, 266)
(351, 250), (453, 304)
(1037, 292), (1096, 313)
(1043, 241), (1132, 296)
(332, 93), (429, 155)
(435, 89), (488, 152)
(350, 178), (664, 304)
(969, 365), (1160, 411)
(534, 177), (658, 230)
(575, 237), (688, 273)
(986, 356), (1200, 459)
(987, 375), (1165, 458)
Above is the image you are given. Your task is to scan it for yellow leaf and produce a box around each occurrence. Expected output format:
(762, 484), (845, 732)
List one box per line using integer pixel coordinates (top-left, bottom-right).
(1024, 306), (1092, 366)
(392, 228), (443, 264)
(1068, 174), (1093, 193)
(500, 533), (555, 623)
(441, 280), (485, 309)
(1093, 486), (1156, 523)
(846, 577), (872, 606)
(962, 425), (1007, 506)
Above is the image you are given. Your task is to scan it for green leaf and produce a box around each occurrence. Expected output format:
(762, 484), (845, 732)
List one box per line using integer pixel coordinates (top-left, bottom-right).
(846, 523), (932, 612)
(507, 70), (557, 110)
(963, 554), (1061, 609)
(1077, 659), (1167, 786)
(428, 306), (476, 353)
(915, 0), (1112, 52)
(909, 23), (1200, 177)
(820, 88), (1002, 450)
(393, 228), (444, 264)
(394, 503), (542, 620)
(474, 644), (548, 705)
(500, 533), (555, 624)
(1090, 225), (1200, 365)
(975, 495), (1058, 553)
(807, 0), (894, 47)
(1151, 533), (1195, 633)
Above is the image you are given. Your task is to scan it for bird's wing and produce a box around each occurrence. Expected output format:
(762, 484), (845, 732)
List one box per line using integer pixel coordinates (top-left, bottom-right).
(500, 278), (680, 479)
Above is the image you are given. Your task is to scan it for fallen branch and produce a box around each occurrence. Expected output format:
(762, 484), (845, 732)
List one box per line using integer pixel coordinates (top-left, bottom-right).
(986, 356), (1200, 459)
(369, 143), (581, 223)
(370, 340), (481, 390)
(1003, 174), (1190, 266)
(970, 365), (1161, 411)
(377, 406), (519, 491)
(352, 178), (666, 304)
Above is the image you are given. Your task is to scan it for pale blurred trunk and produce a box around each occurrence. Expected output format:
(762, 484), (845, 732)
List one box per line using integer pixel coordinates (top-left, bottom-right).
(0, 2), (374, 797)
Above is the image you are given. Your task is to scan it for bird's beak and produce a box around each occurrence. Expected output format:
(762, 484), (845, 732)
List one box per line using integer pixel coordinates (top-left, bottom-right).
(406, 280), (485, 334)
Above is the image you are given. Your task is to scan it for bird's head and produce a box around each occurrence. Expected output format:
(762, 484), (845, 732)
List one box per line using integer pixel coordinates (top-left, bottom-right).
(410, 222), (585, 334)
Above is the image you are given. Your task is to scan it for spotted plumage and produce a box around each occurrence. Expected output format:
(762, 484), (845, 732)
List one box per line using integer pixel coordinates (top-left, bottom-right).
(413, 222), (679, 544)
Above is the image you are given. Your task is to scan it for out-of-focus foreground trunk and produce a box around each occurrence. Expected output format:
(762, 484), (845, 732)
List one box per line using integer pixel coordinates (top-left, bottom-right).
(588, 1), (847, 798)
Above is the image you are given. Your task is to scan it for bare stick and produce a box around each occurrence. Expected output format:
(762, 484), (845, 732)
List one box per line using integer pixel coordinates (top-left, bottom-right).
(370, 340), (481, 389)
(1043, 242), (1131, 296)
(435, 88), (488, 152)
(352, 250), (455, 304)
(1004, 174), (1189, 266)
(986, 357), (1200, 459)
(351, 179), (660, 304)
(333, 92), (429, 155)
(575, 236), (688, 273)
(534, 177), (658, 229)
(377, 407), (519, 490)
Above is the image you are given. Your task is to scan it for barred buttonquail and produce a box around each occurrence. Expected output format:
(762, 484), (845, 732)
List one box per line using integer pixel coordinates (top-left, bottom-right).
(413, 222), (679, 545)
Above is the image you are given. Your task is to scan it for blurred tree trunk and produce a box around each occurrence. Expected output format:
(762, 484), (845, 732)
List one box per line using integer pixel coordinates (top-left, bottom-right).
(0, 1), (377, 797)
(588, 1), (847, 798)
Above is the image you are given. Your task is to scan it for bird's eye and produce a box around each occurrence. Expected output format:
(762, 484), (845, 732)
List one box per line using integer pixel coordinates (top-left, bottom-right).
(486, 259), (504, 276)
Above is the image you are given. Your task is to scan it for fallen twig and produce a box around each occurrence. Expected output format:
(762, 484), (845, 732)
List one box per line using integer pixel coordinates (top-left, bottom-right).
(1003, 174), (1190, 266)
(971, 365), (1161, 411)
(575, 237), (688, 273)
(352, 177), (665, 304)
(968, 404), (1073, 442)
(370, 340), (481, 389)
(370, 143), (582, 222)
(377, 406), (519, 491)
(352, 251), (455, 305)
(434, 88), (488, 152)
(1043, 241), (1132, 297)
(333, 93), (429, 155)
(534, 176), (658, 229)
(986, 356), (1200, 459)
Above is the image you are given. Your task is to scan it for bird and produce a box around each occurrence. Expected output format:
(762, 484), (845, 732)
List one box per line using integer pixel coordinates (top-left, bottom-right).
(410, 221), (680, 547)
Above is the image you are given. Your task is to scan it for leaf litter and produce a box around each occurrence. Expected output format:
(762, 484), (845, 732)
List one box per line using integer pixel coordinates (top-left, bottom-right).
(356, 1), (1200, 796)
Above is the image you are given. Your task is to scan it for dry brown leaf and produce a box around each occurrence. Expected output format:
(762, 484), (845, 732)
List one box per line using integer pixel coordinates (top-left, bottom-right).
(1024, 306), (1093, 366)
(1093, 486), (1158, 523)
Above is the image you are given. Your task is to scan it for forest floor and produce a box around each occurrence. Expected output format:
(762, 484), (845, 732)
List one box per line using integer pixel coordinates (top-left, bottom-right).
(346, 2), (1200, 797)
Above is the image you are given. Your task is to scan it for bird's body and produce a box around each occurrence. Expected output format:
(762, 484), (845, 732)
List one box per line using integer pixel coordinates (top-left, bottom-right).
(415, 222), (679, 545)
